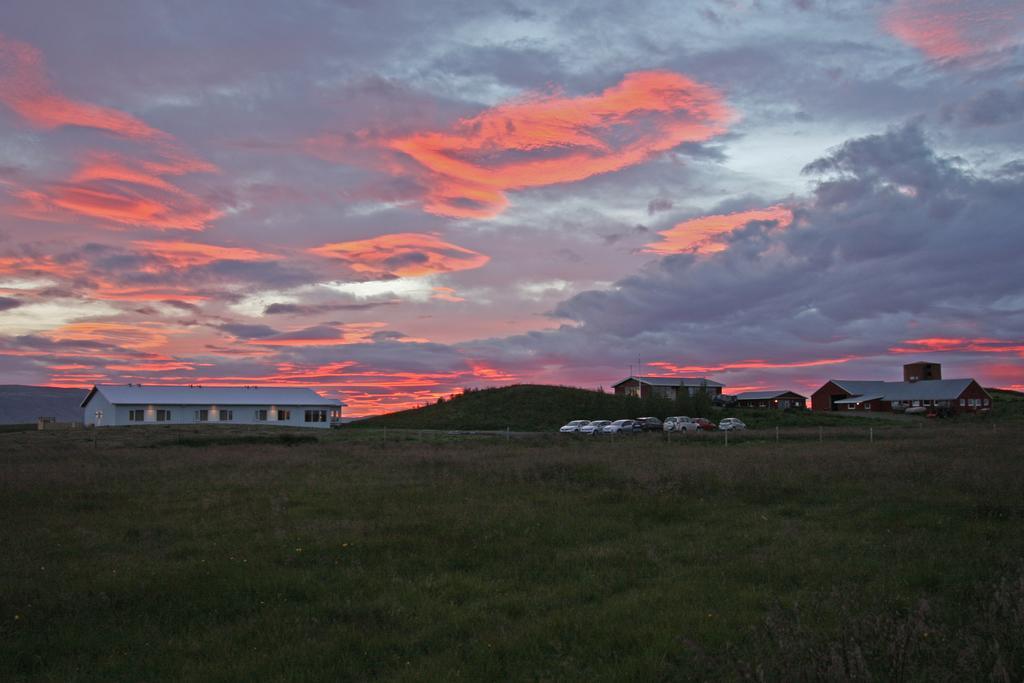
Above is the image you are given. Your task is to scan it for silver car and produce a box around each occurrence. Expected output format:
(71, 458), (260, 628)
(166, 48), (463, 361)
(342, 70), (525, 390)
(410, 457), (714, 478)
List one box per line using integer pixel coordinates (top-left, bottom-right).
(580, 420), (610, 434)
(602, 419), (637, 434)
(559, 420), (590, 433)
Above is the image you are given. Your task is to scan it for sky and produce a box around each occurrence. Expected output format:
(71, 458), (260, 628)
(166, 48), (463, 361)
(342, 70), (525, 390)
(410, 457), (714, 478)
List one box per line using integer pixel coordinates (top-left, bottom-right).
(1, 0), (1022, 415)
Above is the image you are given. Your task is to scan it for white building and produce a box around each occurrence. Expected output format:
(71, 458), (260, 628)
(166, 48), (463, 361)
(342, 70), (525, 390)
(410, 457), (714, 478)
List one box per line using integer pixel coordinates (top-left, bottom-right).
(81, 384), (344, 429)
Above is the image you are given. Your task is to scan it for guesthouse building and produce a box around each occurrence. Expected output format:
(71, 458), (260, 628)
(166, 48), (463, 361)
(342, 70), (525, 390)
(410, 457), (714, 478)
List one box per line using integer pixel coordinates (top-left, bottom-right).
(810, 363), (991, 414)
(81, 384), (344, 428)
(734, 390), (807, 409)
(612, 376), (724, 400)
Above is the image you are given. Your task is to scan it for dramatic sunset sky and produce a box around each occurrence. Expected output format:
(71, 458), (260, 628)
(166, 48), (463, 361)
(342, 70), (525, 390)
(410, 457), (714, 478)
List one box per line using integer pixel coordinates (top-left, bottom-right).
(1, 0), (1023, 415)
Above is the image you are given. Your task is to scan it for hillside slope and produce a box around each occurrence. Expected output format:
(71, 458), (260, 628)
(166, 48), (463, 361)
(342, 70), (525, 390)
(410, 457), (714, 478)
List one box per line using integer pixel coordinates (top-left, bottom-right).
(0, 386), (88, 424)
(351, 384), (650, 431)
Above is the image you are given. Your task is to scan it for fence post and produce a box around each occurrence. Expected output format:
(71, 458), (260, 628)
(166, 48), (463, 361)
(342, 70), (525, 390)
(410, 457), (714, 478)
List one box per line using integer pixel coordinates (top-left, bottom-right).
(506, 426), (510, 442)
(819, 426), (823, 443)
(383, 427), (386, 441)
(775, 426), (779, 442)
(870, 427), (874, 444)
(725, 429), (728, 447)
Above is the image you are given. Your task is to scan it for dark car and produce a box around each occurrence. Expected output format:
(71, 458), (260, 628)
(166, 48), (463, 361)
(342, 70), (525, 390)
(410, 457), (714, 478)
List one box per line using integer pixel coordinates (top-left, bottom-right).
(693, 418), (717, 431)
(712, 394), (737, 407)
(635, 416), (663, 432)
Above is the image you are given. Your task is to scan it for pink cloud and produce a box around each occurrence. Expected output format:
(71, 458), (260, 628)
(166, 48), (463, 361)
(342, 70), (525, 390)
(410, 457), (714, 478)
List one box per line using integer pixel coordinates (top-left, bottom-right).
(644, 205), (793, 255)
(309, 232), (489, 278)
(309, 70), (734, 218)
(883, 0), (1024, 61)
(0, 36), (220, 231)
(0, 33), (165, 139)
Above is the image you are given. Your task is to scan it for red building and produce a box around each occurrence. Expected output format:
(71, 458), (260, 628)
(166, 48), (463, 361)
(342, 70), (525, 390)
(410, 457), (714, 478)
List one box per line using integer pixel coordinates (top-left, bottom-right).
(613, 376), (724, 400)
(734, 390), (807, 409)
(811, 363), (991, 414)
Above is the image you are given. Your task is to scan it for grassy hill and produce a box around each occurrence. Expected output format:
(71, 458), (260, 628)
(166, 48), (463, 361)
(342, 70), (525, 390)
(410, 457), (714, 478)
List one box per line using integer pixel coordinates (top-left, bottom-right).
(350, 384), (644, 431)
(349, 384), (891, 431)
(989, 388), (1024, 421)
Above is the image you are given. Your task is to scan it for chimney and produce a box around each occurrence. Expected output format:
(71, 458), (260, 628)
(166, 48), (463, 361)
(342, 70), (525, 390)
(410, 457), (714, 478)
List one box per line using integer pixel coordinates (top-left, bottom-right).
(904, 361), (941, 383)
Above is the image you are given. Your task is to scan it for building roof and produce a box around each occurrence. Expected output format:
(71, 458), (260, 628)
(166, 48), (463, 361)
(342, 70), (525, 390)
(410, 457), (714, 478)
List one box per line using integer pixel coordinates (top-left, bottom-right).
(81, 384), (343, 408)
(828, 378), (981, 402)
(612, 376), (724, 388)
(735, 390), (807, 401)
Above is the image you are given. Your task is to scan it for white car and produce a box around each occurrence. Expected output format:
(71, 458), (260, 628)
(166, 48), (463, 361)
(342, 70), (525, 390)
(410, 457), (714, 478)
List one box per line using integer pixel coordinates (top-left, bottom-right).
(602, 419), (638, 434)
(664, 416), (699, 432)
(718, 417), (747, 431)
(580, 420), (610, 434)
(559, 420), (590, 433)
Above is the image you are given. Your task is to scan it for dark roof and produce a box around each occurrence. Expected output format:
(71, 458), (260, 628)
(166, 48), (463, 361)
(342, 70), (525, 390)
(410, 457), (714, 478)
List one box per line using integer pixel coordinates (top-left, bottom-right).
(827, 378), (984, 402)
(612, 376), (724, 388)
(735, 390), (807, 401)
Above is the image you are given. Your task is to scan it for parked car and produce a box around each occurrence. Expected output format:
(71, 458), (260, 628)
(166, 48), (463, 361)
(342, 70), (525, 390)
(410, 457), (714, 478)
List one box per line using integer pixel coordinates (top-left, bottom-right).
(559, 420), (590, 433)
(712, 394), (738, 407)
(580, 420), (611, 434)
(635, 416), (663, 431)
(718, 417), (747, 431)
(693, 418), (717, 431)
(663, 416), (698, 432)
(602, 419), (639, 434)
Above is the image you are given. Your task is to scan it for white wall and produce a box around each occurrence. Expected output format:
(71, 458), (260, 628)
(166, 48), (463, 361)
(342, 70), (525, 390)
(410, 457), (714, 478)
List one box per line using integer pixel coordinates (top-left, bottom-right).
(84, 401), (337, 428)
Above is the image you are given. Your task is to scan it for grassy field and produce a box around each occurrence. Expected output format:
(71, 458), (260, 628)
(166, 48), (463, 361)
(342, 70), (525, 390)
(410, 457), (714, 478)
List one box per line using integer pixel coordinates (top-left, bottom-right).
(3, 422), (1024, 681)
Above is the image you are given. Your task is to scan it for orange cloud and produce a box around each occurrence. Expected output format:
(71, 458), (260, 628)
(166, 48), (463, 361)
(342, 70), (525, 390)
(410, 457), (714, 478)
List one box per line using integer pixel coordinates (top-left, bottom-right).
(0, 37), (220, 230)
(247, 323), (388, 347)
(468, 361), (519, 382)
(882, 0), (1024, 61)
(312, 70), (732, 218)
(0, 34), (165, 139)
(133, 240), (277, 268)
(9, 152), (222, 231)
(431, 286), (465, 302)
(890, 338), (1024, 356)
(645, 205), (793, 255)
(309, 232), (489, 277)
(45, 322), (174, 350)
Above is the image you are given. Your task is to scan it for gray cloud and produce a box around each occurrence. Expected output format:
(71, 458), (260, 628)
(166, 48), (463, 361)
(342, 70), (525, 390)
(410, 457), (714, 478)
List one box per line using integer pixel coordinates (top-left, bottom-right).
(0, 296), (22, 311)
(216, 323), (280, 339)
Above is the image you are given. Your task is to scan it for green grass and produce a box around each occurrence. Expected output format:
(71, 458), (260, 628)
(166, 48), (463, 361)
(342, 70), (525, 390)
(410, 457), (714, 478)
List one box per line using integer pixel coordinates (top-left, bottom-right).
(0, 423), (35, 434)
(2, 423), (1023, 680)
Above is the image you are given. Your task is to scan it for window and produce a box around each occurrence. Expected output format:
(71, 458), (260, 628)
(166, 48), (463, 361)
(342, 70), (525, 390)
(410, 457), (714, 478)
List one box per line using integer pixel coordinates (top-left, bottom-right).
(195, 409), (209, 422)
(864, 402), (871, 410)
(129, 409), (144, 422)
(847, 403), (855, 410)
(304, 409), (327, 423)
(277, 409), (291, 421)
(983, 398), (989, 406)
(959, 399), (965, 407)
(219, 409), (233, 421)
(156, 409), (171, 422)
(255, 409), (268, 421)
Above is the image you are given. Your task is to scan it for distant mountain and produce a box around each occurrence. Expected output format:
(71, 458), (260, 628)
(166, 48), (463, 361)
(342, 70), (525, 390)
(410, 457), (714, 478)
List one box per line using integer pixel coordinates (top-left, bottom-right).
(0, 385), (89, 424)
